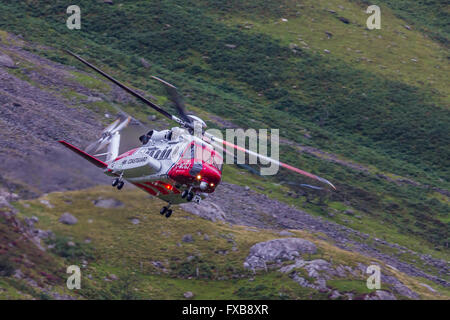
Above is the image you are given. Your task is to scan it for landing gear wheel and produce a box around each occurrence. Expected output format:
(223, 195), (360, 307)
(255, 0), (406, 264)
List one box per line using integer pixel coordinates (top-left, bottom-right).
(112, 178), (119, 187)
(165, 210), (172, 218)
(181, 190), (189, 199)
(160, 207), (168, 215)
(186, 192), (194, 202)
(117, 181), (125, 190)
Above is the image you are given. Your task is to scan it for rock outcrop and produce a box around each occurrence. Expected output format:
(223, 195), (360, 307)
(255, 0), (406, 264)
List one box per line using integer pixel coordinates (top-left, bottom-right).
(0, 53), (16, 68)
(93, 198), (124, 208)
(244, 238), (317, 270)
(58, 212), (78, 225)
(180, 201), (226, 222)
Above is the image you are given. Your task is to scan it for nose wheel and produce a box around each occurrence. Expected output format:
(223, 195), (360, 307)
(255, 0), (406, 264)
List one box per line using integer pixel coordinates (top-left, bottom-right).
(181, 189), (195, 202)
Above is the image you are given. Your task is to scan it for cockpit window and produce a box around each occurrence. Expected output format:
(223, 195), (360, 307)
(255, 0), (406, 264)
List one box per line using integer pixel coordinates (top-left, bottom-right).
(179, 143), (221, 170)
(212, 153), (223, 171)
(182, 143), (194, 160)
(202, 147), (212, 163)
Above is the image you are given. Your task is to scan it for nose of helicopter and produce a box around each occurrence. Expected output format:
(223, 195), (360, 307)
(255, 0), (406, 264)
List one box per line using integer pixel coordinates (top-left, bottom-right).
(168, 161), (222, 193)
(195, 163), (221, 191)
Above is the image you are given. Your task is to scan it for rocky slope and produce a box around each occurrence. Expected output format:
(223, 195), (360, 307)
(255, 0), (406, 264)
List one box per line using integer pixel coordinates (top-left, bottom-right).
(0, 37), (110, 196)
(182, 183), (449, 287)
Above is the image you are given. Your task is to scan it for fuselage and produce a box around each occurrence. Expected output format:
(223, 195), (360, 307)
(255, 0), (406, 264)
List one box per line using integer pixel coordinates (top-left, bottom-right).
(104, 130), (223, 203)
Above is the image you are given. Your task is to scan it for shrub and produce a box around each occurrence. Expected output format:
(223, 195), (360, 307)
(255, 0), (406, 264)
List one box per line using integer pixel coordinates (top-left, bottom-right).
(0, 255), (15, 277)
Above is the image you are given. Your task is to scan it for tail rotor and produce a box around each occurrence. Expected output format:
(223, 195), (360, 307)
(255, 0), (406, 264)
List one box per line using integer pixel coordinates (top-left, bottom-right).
(85, 116), (131, 161)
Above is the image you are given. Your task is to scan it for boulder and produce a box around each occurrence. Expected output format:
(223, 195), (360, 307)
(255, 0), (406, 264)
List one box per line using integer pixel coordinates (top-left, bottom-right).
(152, 261), (164, 269)
(25, 216), (38, 227)
(140, 57), (151, 68)
(244, 238), (317, 270)
(0, 189), (19, 208)
(93, 198), (124, 208)
(180, 201), (226, 222)
(329, 290), (341, 299)
(338, 16), (350, 24)
(393, 283), (420, 299)
(35, 229), (54, 239)
(39, 199), (54, 208)
(344, 209), (354, 216)
(0, 53), (16, 68)
(58, 212), (78, 225)
(109, 274), (118, 281)
(13, 269), (24, 279)
(182, 234), (194, 243)
(365, 290), (397, 300)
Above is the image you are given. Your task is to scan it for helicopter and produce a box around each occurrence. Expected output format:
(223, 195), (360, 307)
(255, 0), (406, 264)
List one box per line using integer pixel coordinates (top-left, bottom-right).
(59, 51), (335, 218)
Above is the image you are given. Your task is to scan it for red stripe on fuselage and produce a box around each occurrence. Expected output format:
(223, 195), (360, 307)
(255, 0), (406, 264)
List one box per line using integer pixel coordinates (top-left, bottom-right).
(144, 182), (169, 195)
(114, 148), (138, 161)
(133, 183), (157, 196)
(156, 180), (181, 194)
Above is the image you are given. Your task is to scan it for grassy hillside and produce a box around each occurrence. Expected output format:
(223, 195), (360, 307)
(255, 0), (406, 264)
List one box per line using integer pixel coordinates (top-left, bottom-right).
(1, 187), (446, 300)
(0, 1), (448, 173)
(350, 0), (449, 45)
(0, 0), (448, 299)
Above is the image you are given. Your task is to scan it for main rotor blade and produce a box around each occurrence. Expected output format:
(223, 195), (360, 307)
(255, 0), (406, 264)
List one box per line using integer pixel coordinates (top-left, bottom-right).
(209, 140), (261, 175)
(205, 132), (336, 189)
(64, 50), (186, 126)
(152, 76), (192, 124)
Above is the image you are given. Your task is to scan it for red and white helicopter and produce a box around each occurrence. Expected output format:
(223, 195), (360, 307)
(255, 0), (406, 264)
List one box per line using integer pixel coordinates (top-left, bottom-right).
(59, 51), (335, 218)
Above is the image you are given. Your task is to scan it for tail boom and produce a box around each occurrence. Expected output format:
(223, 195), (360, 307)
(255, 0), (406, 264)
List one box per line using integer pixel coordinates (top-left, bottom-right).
(58, 140), (108, 169)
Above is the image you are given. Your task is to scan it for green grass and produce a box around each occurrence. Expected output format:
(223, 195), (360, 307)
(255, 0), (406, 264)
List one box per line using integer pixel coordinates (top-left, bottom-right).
(69, 71), (110, 93)
(327, 279), (377, 296)
(349, 0), (449, 46)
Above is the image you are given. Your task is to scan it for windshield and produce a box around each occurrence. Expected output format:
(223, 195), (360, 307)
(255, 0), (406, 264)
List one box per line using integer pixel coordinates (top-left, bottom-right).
(181, 142), (223, 171)
(212, 153), (223, 171)
(182, 143), (195, 160)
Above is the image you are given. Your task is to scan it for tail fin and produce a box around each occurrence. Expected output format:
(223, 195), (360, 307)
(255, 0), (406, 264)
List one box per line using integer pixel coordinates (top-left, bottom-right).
(84, 116), (131, 163)
(58, 140), (108, 169)
(107, 132), (120, 163)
